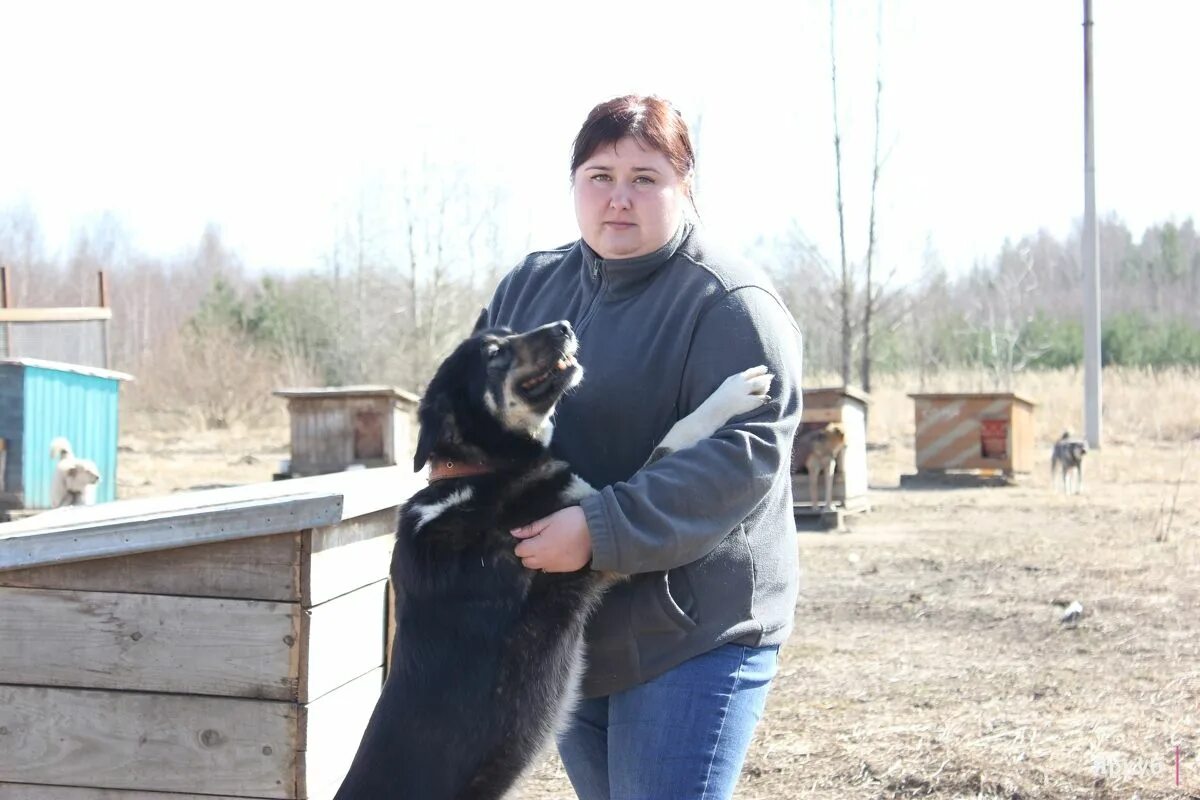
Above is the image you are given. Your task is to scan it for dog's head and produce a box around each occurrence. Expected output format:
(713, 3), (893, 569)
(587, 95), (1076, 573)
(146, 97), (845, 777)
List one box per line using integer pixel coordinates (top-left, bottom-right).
(1057, 431), (1087, 462)
(63, 461), (101, 491)
(412, 311), (583, 472)
(825, 422), (847, 450)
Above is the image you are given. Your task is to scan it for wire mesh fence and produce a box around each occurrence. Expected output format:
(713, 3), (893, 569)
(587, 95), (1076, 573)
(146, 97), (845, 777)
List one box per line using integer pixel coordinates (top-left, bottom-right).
(0, 319), (108, 368)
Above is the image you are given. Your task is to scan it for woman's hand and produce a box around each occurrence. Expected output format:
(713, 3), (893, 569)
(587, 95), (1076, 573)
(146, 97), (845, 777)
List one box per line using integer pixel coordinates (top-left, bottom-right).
(511, 506), (592, 572)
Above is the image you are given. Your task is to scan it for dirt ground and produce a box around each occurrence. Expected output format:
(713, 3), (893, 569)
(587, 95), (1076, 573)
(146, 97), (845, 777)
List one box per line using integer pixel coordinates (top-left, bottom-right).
(114, 409), (1199, 800)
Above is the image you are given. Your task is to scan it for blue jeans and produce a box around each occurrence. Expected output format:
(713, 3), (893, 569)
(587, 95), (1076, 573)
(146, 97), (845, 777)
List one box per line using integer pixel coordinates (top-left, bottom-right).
(557, 643), (779, 800)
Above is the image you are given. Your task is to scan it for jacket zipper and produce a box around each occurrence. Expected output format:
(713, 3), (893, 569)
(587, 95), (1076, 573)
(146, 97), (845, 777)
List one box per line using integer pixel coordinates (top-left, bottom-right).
(574, 260), (606, 338)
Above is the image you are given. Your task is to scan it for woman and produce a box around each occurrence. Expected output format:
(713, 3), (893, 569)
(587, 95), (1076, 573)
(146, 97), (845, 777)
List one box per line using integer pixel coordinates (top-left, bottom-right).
(485, 95), (803, 799)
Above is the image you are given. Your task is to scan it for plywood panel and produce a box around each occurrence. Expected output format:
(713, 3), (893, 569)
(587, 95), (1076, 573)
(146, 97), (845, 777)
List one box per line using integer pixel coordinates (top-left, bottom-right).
(0, 587), (300, 700)
(297, 667), (384, 800)
(300, 580), (387, 703)
(914, 397), (1014, 471)
(0, 533), (301, 601)
(0, 685), (298, 798)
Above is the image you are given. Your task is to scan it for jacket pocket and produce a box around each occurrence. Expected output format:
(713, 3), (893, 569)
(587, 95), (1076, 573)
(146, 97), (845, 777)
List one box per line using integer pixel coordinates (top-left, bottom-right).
(648, 571), (698, 633)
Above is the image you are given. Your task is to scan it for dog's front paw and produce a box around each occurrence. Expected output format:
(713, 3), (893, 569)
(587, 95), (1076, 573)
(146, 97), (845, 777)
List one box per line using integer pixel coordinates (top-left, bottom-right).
(657, 367), (776, 454)
(707, 366), (773, 419)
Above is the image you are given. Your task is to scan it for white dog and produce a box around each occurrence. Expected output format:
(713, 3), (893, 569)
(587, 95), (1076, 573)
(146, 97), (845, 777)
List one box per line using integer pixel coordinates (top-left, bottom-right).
(49, 437), (101, 507)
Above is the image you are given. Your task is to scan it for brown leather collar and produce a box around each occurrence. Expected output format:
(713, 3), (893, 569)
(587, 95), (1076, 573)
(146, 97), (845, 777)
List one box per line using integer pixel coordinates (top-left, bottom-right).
(428, 458), (496, 482)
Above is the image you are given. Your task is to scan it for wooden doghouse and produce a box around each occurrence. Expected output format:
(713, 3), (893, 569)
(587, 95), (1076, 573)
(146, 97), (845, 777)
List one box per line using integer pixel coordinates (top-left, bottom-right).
(905, 392), (1036, 483)
(273, 386), (420, 478)
(0, 358), (132, 511)
(791, 387), (870, 530)
(0, 467), (423, 800)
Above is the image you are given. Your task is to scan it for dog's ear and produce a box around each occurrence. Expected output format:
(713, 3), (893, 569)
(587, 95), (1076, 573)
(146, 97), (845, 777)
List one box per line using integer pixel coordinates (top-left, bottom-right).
(413, 419), (438, 472)
(413, 399), (451, 472)
(471, 308), (489, 335)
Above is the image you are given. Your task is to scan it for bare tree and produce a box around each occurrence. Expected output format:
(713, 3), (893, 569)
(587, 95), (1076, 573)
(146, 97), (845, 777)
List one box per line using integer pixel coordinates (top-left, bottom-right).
(829, 0), (853, 387)
(860, 0), (884, 395)
(963, 246), (1047, 389)
(828, 0), (894, 394)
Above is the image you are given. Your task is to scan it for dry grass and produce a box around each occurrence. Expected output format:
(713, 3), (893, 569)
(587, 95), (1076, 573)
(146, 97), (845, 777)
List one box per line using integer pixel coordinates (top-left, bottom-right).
(865, 366), (1200, 448)
(115, 367), (1200, 798)
(520, 367), (1200, 799)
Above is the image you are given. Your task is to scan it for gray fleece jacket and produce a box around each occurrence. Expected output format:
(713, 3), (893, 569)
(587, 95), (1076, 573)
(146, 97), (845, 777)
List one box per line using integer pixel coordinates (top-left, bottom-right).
(486, 221), (803, 698)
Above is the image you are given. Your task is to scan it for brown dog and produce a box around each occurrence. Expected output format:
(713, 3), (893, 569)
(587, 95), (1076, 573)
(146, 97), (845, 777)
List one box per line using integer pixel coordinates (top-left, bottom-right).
(797, 423), (846, 510)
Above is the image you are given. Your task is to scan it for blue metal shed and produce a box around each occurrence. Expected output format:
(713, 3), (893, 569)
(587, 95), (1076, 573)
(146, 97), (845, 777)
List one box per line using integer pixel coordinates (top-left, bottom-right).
(0, 358), (132, 509)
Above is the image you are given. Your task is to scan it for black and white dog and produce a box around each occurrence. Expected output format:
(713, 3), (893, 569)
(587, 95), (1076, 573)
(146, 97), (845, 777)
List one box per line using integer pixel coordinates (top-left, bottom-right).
(334, 313), (771, 799)
(1051, 431), (1088, 495)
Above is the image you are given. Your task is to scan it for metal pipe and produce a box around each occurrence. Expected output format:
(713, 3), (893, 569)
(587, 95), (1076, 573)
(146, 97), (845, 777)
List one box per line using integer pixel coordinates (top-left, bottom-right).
(1082, 0), (1102, 448)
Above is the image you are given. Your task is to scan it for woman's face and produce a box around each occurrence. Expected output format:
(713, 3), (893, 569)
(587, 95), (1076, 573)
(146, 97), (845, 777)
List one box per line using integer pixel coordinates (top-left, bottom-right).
(573, 137), (689, 260)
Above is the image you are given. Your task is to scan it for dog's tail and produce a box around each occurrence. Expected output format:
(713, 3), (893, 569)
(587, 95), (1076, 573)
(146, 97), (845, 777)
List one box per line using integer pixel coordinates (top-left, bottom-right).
(50, 436), (74, 461)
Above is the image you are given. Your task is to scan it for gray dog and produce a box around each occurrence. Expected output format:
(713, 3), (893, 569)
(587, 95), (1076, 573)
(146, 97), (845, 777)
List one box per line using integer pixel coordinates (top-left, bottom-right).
(1051, 431), (1088, 494)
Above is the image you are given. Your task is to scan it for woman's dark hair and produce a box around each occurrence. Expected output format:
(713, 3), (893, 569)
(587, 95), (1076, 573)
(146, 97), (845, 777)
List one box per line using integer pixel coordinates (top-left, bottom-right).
(570, 95), (696, 191)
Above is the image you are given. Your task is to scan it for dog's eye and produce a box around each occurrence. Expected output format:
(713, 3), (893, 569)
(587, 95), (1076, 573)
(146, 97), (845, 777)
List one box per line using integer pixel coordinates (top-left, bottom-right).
(484, 343), (507, 363)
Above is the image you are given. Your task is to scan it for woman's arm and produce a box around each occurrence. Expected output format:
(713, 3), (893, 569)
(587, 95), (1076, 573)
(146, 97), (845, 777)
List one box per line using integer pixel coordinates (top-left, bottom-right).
(578, 285), (803, 574)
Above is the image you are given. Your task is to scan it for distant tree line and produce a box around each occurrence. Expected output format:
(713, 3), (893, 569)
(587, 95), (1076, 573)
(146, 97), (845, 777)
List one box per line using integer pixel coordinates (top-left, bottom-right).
(771, 215), (1200, 387)
(2, 198), (1196, 425)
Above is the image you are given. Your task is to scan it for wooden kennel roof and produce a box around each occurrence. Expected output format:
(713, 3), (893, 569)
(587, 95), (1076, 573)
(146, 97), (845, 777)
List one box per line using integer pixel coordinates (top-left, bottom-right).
(0, 466), (423, 572)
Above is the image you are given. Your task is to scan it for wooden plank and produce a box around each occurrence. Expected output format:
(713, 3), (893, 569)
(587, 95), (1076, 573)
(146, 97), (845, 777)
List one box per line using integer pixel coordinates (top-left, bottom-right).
(800, 407), (841, 423)
(0, 533), (301, 601)
(0, 784), (249, 799)
(0, 466), (421, 574)
(0, 493), (342, 572)
(386, 581), (397, 675)
(0, 587), (301, 701)
(0, 468), (412, 543)
(303, 507), (396, 607)
(0, 307), (112, 322)
(275, 385), (418, 402)
(0, 685), (298, 798)
(298, 667), (384, 800)
(304, 534), (394, 608)
(310, 506), (397, 555)
(300, 580), (387, 703)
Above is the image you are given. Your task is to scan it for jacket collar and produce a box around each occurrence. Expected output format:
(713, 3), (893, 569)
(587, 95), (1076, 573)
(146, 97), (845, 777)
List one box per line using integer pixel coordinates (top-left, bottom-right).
(580, 219), (692, 299)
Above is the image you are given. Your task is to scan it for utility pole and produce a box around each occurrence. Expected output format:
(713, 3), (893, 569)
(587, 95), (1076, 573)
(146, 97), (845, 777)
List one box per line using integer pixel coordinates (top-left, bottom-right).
(1082, 0), (1102, 448)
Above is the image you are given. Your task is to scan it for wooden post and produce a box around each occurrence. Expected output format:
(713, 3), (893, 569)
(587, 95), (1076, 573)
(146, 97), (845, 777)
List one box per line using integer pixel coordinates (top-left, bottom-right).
(0, 266), (11, 358)
(98, 270), (110, 368)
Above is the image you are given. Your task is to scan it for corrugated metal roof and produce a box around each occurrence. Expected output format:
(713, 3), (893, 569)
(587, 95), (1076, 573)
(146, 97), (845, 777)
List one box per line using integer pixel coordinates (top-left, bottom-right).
(0, 358), (133, 382)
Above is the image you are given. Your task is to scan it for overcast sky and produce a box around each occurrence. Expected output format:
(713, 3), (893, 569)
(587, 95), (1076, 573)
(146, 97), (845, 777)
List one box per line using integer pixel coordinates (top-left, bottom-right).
(2, 0), (1197, 281)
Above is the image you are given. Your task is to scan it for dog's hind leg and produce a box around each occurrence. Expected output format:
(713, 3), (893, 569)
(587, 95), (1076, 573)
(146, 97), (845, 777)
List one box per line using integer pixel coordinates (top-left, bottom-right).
(805, 455), (819, 509)
(823, 459), (837, 510)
